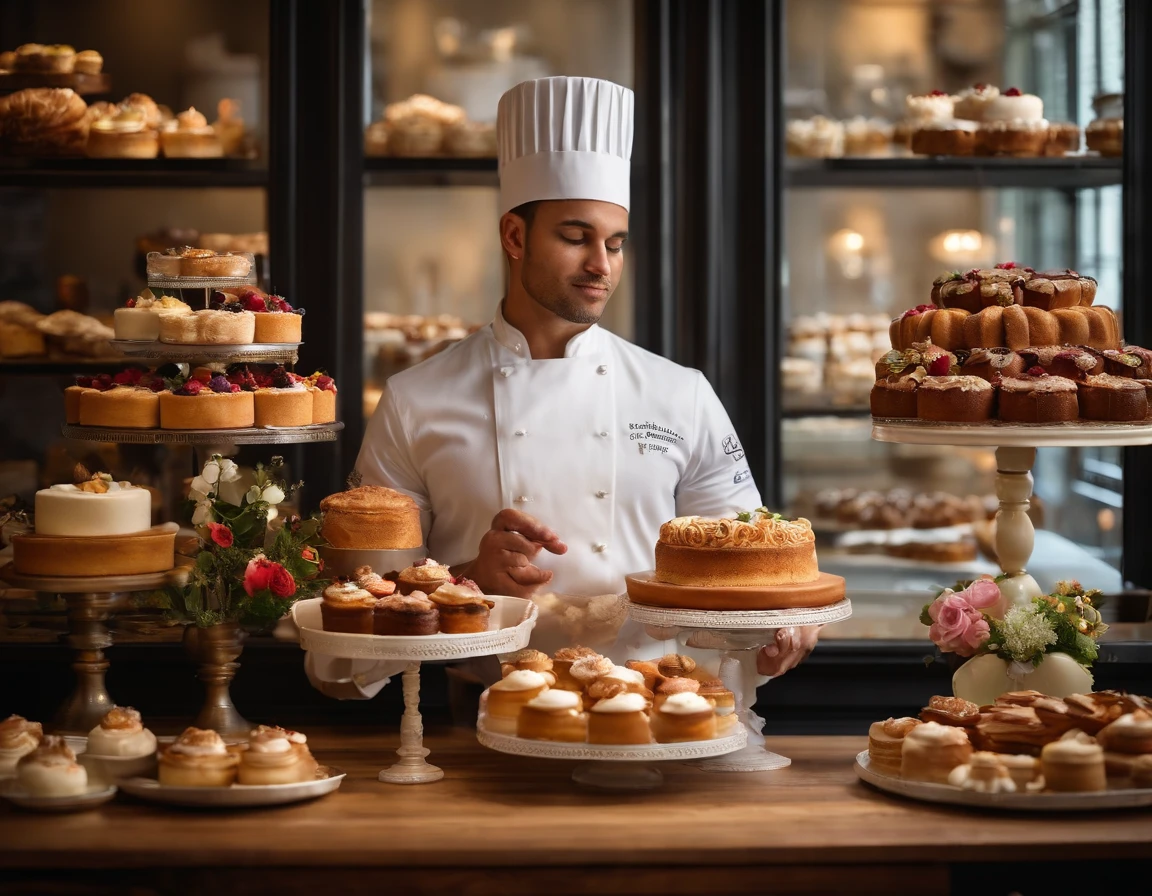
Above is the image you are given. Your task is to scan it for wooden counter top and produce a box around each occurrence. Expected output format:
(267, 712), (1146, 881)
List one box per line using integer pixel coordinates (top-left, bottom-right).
(2, 729), (1150, 894)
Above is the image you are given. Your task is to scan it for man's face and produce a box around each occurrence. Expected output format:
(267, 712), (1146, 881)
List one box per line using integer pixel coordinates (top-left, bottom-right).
(518, 200), (628, 325)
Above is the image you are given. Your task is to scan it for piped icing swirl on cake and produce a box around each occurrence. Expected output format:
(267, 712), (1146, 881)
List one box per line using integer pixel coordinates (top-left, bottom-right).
(658, 512), (814, 549)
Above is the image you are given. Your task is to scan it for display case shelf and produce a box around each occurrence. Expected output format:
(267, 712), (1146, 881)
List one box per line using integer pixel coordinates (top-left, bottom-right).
(0, 159), (267, 189)
(61, 421), (343, 445)
(0, 71), (112, 96)
(785, 156), (1123, 189)
(363, 157), (498, 188)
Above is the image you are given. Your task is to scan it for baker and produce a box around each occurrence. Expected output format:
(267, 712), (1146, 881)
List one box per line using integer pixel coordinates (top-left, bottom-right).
(307, 76), (817, 698)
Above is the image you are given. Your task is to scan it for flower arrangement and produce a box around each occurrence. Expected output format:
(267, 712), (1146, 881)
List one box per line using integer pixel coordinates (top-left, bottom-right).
(921, 577), (1107, 670)
(147, 455), (327, 629)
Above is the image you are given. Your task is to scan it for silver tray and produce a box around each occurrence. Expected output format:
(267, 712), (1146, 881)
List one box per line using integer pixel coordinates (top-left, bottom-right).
(61, 421), (343, 445)
(872, 418), (1152, 448)
(146, 275), (256, 290)
(117, 765), (345, 808)
(108, 340), (301, 365)
(0, 777), (117, 812)
(855, 751), (1152, 811)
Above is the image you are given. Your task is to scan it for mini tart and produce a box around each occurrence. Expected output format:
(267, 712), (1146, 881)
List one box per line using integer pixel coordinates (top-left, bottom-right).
(159, 389), (255, 430)
(254, 387), (313, 428)
(963, 347), (1025, 381)
(516, 689), (587, 742)
(87, 125), (159, 159)
(997, 374), (1079, 423)
(1040, 731), (1107, 792)
(870, 374), (920, 418)
(1077, 374), (1149, 421)
(398, 561), (453, 596)
(79, 387), (161, 429)
(900, 721), (972, 784)
(867, 716), (922, 776)
(320, 581), (376, 634)
(319, 485), (422, 550)
(650, 692), (717, 743)
(158, 727), (239, 787)
(916, 375), (995, 422)
(587, 692), (652, 745)
(17, 736), (87, 797)
(253, 313), (302, 343)
(428, 583), (494, 634)
(159, 309), (255, 344)
(86, 706), (157, 758)
(160, 119), (224, 159)
(0, 714), (43, 776)
(237, 725), (318, 786)
(485, 670), (549, 733)
(373, 594), (438, 636)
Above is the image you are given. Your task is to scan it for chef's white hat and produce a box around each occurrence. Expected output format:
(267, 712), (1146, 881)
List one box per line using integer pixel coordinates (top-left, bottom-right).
(497, 76), (634, 215)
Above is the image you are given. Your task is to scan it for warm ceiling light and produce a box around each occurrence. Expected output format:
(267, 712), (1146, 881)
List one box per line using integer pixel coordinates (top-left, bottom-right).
(930, 229), (993, 266)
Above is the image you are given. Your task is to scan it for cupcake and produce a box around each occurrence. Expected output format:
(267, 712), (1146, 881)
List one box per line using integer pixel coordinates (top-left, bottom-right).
(998, 372), (1080, 423)
(320, 580), (376, 634)
(373, 593), (439, 636)
(0, 714), (43, 776)
(916, 376), (995, 422)
(397, 559), (452, 595)
(16, 736), (88, 797)
(427, 581), (493, 633)
(237, 725), (318, 785)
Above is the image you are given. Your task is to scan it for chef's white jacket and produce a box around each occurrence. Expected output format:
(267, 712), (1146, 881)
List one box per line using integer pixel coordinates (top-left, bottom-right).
(305, 306), (762, 698)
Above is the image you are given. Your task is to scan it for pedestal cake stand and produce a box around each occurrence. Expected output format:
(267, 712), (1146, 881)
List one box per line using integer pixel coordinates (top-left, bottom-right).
(0, 563), (186, 734)
(292, 595), (538, 784)
(624, 596), (853, 772)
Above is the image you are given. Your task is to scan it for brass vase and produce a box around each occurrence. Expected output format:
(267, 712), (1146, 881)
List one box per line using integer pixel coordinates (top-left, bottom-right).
(183, 621), (253, 738)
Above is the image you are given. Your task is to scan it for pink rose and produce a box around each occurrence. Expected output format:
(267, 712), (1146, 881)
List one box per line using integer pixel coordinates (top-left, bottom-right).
(928, 593), (991, 657)
(957, 577), (1001, 610)
(207, 522), (233, 548)
(243, 557), (275, 596)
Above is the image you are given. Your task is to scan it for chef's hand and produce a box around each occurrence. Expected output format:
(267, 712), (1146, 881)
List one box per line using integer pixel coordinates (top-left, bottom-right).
(756, 625), (820, 677)
(454, 509), (568, 598)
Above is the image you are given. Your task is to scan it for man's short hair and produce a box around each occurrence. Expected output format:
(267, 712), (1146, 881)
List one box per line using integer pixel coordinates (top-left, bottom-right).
(508, 200), (540, 230)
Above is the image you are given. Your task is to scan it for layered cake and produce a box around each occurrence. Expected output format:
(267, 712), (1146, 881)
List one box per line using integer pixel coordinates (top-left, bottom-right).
(34, 471), (150, 537)
(113, 290), (191, 340)
(981, 88), (1048, 156)
(159, 378), (255, 430)
(627, 509), (845, 611)
(319, 485), (422, 550)
(74, 369), (166, 428)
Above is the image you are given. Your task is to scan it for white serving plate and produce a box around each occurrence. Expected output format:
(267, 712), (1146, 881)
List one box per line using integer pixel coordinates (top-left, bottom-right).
(117, 766), (345, 808)
(0, 777), (117, 812)
(625, 598), (853, 631)
(855, 751), (1152, 811)
(292, 595), (537, 661)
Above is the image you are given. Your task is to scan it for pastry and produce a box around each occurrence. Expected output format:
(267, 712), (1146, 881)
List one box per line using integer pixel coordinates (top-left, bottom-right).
(962, 348), (1025, 381)
(1019, 345), (1102, 380)
(867, 717), (921, 776)
(485, 670), (550, 733)
(1040, 731), (1106, 792)
(254, 368), (314, 428)
(974, 705), (1054, 755)
(1030, 697), (1076, 736)
(159, 381), (255, 430)
(1097, 709), (1152, 755)
(86, 706), (157, 758)
(0, 715), (43, 776)
(320, 580), (377, 634)
(16, 736), (87, 797)
(86, 105), (159, 159)
(553, 647), (601, 691)
(229, 287), (304, 343)
(900, 721), (972, 784)
(1131, 754), (1152, 788)
(319, 486), (422, 550)
(79, 381), (163, 429)
(651, 692), (717, 743)
(501, 648), (555, 681)
(785, 116), (844, 158)
(624, 659), (661, 691)
(654, 512), (818, 587)
(158, 727), (240, 787)
(843, 117), (891, 156)
(1061, 693), (1116, 736)
(1044, 122), (1081, 156)
(593, 665), (650, 696)
(569, 654), (615, 690)
(444, 120), (497, 158)
(373, 593), (439, 636)
(933, 268), (1024, 313)
(911, 119), (979, 156)
(870, 370), (923, 418)
(885, 539), (976, 563)
(653, 676), (700, 711)
(947, 752), (1017, 793)
(159, 308), (255, 344)
(920, 696), (980, 729)
(997, 373), (1080, 423)
(113, 290), (193, 340)
(1087, 116), (1123, 156)
(0, 87), (89, 157)
(398, 559), (453, 596)
(516, 689), (587, 742)
(697, 679), (736, 716)
(981, 88), (1048, 156)
(355, 565), (397, 598)
(1077, 374), (1148, 421)
(587, 692), (652, 745)
(999, 754), (1042, 790)
(1102, 349), (1143, 378)
(306, 372), (338, 423)
(916, 375), (994, 422)
(33, 472), (149, 536)
(160, 107), (223, 158)
(120, 93), (163, 129)
(212, 98), (246, 156)
(1022, 270), (1097, 309)
(953, 83), (1000, 122)
(0, 321), (46, 357)
(237, 725), (318, 786)
(74, 50), (102, 74)
(16, 43), (75, 74)
(428, 582), (493, 633)
(656, 653), (697, 680)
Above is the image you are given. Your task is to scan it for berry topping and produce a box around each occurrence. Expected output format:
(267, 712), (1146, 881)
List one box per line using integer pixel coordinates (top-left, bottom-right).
(93, 374), (114, 392)
(75, 375), (94, 388)
(1004, 87), (1022, 97)
(413, 559), (429, 567)
(208, 375), (232, 394)
(269, 366), (294, 389)
(1026, 366), (1048, 377)
(974, 83), (986, 90)
(243, 294), (267, 313)
(313, 375), (335, 392)
(929, 89), (948, 96)
(222, 302), (245, 314)
(995, 261), (1019, 269)
(902, 303), (937, 319)
(175, 380), (203, 396)
(191, 367), (213, 385)
(141, 375), (166, 393)
(927, 354), (952, 377)
(125, 297), (137, 308)
(112, 368), (144, 387)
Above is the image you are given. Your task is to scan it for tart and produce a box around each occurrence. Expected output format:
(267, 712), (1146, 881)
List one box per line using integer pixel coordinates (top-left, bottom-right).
(159, 308), (255, 344)
(77, 370), (166, 428)
(867, 716), (921, 776)
(373, 593), (439, 636)
(916, 375), (995, 422)
(253, 367), (313, 428)
(319, 485), (422, 549)
(159, 379), (255, 430)
(1077, 374), (1148, 421)
(158, 728), (239, 787)
(306, 372), (338, 423)
(900, 721), (972, 784)
(237, 725), (318, 786)
(516, 689), (587, 742)
(587, 692), (651, 745)
(0, 715), (43, 776)
(86, 706), (157, 759)
(486, 670), (549, 733)
(998, 372), (1080, 423)
(428, 581), (493, 633)
(87, 106), (159, 159)
(160, 107), (223, 158)
(320, 580), (376, 634)
(398, 559), (453, 596)
(1040, 731), (1106, 792)
(16, 736), (87, 797)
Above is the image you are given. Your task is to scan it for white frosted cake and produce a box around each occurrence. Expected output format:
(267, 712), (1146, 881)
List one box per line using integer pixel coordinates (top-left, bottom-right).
(113, 291), (193, 341)
(34, 474), (151, 536)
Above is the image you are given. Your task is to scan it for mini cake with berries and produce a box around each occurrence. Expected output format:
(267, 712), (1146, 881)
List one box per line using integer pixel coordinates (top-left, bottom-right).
(158, 302), (255, 345)
(159, 375), (254, 430)
(962, 348), (1025, 381)
(305, 371), (337, 423)
(113, 290), (192, 341)
(981, 88), (1048, 156)
(916, 375), (995, 422)
(252, 366), (313, 428)
(228, 287), (304, 343)
(1019, 346), (1102, 380)
(998, 369), (1080, 423)
(932, 266), (1025, 314)
(1077, 374), (1149, 422)
(77, 369), (166, 429)
(870, 368), (924, 418)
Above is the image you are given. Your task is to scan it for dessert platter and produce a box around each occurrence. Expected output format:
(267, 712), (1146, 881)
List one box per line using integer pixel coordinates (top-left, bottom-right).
(475, 649), (747, 790)
(855, 692), (1152, 811)
(625, 511), (852, 771)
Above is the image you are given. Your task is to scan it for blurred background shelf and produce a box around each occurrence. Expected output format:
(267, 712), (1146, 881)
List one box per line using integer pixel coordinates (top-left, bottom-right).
(785, 156), (1123, 189)
(0, 158), (267, 188)
(363, 156), (498, 187)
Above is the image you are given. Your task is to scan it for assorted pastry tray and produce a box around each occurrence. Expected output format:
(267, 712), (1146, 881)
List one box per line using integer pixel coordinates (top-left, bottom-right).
(61, 421), (344, 445)
(116, 767), (346, 808)
(107, 340), (301, 364)
(855, 751), (1152, 812)
(872, 418), (1152, 447)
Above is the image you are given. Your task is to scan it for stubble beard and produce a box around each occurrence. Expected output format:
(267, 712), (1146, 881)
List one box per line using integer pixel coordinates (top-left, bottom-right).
(520, 255), (609, 326)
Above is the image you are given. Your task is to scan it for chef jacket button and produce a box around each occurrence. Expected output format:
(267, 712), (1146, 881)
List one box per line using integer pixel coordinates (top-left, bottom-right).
(514, 495), (532, 504)
(515, 343), (522, 352)
(597, 364), (608, 375)
(595, 490), (609, 499)
(514, 429), (527, 436)
(593, 543), (607, 553)
(500, 367), (514, 377)
(598, 430), (609, 438)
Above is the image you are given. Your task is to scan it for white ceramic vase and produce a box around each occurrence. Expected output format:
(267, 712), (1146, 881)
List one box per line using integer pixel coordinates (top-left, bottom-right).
(951, 651), (1094, 706)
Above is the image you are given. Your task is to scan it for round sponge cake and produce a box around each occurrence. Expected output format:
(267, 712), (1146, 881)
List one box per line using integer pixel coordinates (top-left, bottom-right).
(653, 514), (819, 587)
(320, 485), (422, 549)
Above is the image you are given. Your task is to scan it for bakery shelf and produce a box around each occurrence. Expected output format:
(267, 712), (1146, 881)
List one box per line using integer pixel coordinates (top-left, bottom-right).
(0, 158), (267, 189)
(784, 156), (1123, 189)
(108, 341), (301, 365)
(0, 71), (111, 96)
(364, 157), (498, 188)
(0, 358), (129, 376)
(61, 421), (344, 445)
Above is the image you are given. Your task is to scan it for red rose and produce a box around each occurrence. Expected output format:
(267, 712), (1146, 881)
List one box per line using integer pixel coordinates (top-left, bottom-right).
(243, 557), (275, 596)
(207, 522), (233, 547)
(269, 564), (297, 598)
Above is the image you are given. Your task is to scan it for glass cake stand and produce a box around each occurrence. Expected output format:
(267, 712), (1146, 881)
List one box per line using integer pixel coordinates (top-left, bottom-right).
(624, 596), (853, 772)
(61, 422), (343, 445)
(292, 595), (537, 784)
(108, 340), (301, 366)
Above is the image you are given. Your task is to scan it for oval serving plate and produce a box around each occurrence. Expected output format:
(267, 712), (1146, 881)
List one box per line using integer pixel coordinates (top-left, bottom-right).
(0, 777), (117, 812)
(117, 765), (345, 808)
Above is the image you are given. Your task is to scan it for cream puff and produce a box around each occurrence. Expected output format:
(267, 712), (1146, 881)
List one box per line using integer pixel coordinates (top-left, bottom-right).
(485, 670), (549, 733)
(569, 654), (615, 691)
(552, 646), (600, 691)
(653, 676), (701, 711)
(16, 736), (88, 797)
(0, 714), (43, 776)
(1041, 730), (1106, 792)
(516, 689), (587, 742)
(158, 727), (240, 787)
(650, 692), (717, 743)
(237, 725), (318, 785)
(86, 706), (157, 758)
(587, 692), (652, 745)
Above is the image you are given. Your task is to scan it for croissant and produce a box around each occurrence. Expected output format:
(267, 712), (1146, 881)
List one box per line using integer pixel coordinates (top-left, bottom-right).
(0, 87), (88, 156)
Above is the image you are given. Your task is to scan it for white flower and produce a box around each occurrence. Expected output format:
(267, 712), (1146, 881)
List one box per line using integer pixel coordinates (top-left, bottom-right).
(190, 476), (212, 500)
(246, 485), (263, 506)
(999, 606), (1058, 664)
(191, 500), (214, 526)
(261, 484), (285, 506)
(217, 458), (240, 483)
(201, 458), (223, 485)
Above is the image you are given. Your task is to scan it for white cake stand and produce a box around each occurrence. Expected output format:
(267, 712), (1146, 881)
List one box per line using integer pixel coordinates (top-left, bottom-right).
(624, 599), (853, 772)
(292, 595), (537, 784)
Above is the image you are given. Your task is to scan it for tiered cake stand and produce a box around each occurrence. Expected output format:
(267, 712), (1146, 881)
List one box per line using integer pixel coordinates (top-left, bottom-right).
(0, 563), (187, 734)
(292, 595), (538, 784)
(624, 594), (853, 771)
